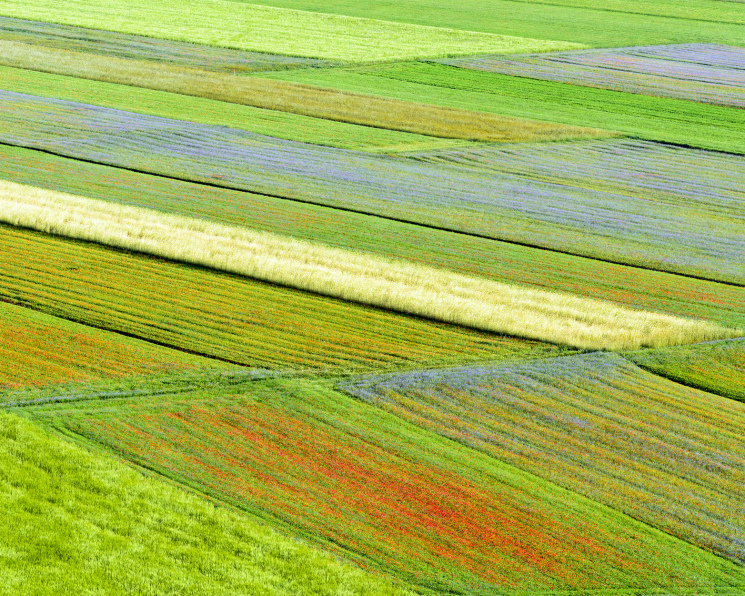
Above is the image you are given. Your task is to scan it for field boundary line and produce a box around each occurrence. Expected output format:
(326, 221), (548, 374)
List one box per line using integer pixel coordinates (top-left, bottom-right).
(1, 141), (742, 290)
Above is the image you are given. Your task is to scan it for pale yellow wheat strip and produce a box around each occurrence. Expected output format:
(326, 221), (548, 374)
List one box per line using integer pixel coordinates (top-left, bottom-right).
(0, 181), (737, 350)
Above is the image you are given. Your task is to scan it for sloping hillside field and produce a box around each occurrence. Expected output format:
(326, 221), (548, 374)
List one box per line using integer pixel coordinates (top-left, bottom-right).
(1, 90), (742, 283)
(341, 352), (745, 564)
(438, 44), (745, 107)
(28, 377), (745, 595)
(0, 0), (743, 593)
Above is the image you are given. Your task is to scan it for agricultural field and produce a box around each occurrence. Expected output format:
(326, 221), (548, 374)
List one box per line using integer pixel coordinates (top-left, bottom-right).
(24, 377), (745, 595)
(0, 0), (743, 594)
(341, 352), (745, 563)
(1, 91), (743, 282)
(439, 44), (745, 108)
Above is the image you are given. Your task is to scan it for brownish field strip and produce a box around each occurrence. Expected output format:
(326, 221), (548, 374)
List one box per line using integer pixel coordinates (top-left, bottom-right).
(0, 40), (613, 143)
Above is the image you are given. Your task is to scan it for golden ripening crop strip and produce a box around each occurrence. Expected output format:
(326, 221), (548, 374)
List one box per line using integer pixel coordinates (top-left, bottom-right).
(1, 181), (736, 350)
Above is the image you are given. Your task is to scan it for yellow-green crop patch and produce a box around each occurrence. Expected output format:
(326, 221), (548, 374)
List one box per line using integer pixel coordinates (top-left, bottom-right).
(0, 65), (469, 153)
(0, 0), (582, 61)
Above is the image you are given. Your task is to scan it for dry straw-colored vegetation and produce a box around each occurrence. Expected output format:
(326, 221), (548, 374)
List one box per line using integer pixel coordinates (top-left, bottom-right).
(0, 41), (612, 143)
(1, 181), (736, 350)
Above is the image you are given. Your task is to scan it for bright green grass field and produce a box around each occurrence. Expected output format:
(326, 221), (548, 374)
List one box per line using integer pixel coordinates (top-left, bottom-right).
(0, 0), (581, 61)
(232, 0), (745, 47)
(263, 63), (745, 155)
(0, 411), (414, 596)
(0, 66), (469, 153)
(627, 339), (745, 403)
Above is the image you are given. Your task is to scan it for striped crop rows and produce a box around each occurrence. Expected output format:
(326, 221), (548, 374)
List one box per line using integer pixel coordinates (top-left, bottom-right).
(628, 338), (745, 402)
(0, 225), (565, 371)
(3, 144), (744, 330)
(0, 300), (216, 389)
(341, 352), (745, 563)
(0, 15), (338, 72)
(51, 377), (745, 594)
(438, 44), (745, 107)
(1, 90), (743, 283)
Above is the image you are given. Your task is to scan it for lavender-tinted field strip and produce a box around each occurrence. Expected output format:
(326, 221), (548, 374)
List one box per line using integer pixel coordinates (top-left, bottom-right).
(438, 44), (745, 108)
(0, 47), (606, 145)
(0, 225), (569, 372)
(341, 352), (745, 563)
(4, 144), (745, 331)
(627, 339), (745, 403)
(38, 378), (745, 595)
(0, 66), (470, 153)
(0, 301), (223, 390)
(2, 92), (742, 284)
(0, 16), (338, 72)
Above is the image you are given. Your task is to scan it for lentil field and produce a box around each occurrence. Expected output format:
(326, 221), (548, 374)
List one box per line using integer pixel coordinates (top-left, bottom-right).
(0, 1), (743, 594)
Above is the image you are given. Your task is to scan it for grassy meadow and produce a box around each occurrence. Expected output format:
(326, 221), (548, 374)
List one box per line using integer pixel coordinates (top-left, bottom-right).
(0, 0), (743, 593)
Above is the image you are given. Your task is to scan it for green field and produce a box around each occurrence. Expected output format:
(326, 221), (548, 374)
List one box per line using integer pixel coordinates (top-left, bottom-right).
(264, 63), (745, 154)
(0, 411), (414, 595)
(342, 352), (745, 563)
(229, 0), (745, 47)
(0, 0), (581, 61)
(627, 339), (745, 403)
(0, 0), (743, 592)
(23, 376), (745, 595)
(0, 65), (472, 153)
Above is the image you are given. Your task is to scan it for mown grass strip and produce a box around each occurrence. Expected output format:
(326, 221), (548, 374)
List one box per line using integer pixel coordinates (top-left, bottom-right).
(0, 411), (415, 595)
(37, 377), (745, 594)
(627, 339), (745, 403)
(4, 144), (744, 331)
(341, 352), (745, 563)
(235, 0), (745, 47)
(0, 224), (565, 371)
(439, 44), (745, 108)
(0, 0), (582, 61)
(0, 64), (474, 153)
(264, 62), (745, 154)
(2, 91), (740, 284)
(0, 46), (608, 144)
(4, 181), (736, 350)
(0, 301), (224, 390)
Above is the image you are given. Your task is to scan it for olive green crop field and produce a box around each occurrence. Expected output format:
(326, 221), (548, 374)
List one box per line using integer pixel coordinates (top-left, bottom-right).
(0, 1), (743, 594)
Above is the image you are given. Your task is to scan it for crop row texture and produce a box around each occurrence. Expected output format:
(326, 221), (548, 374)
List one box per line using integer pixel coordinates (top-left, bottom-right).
(1, 90), (743, 283)
(438, 44), (745, 108)
(51, 377), (745, 594)
(341, 352), (745, 563)
(3, 144), (744, 330)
